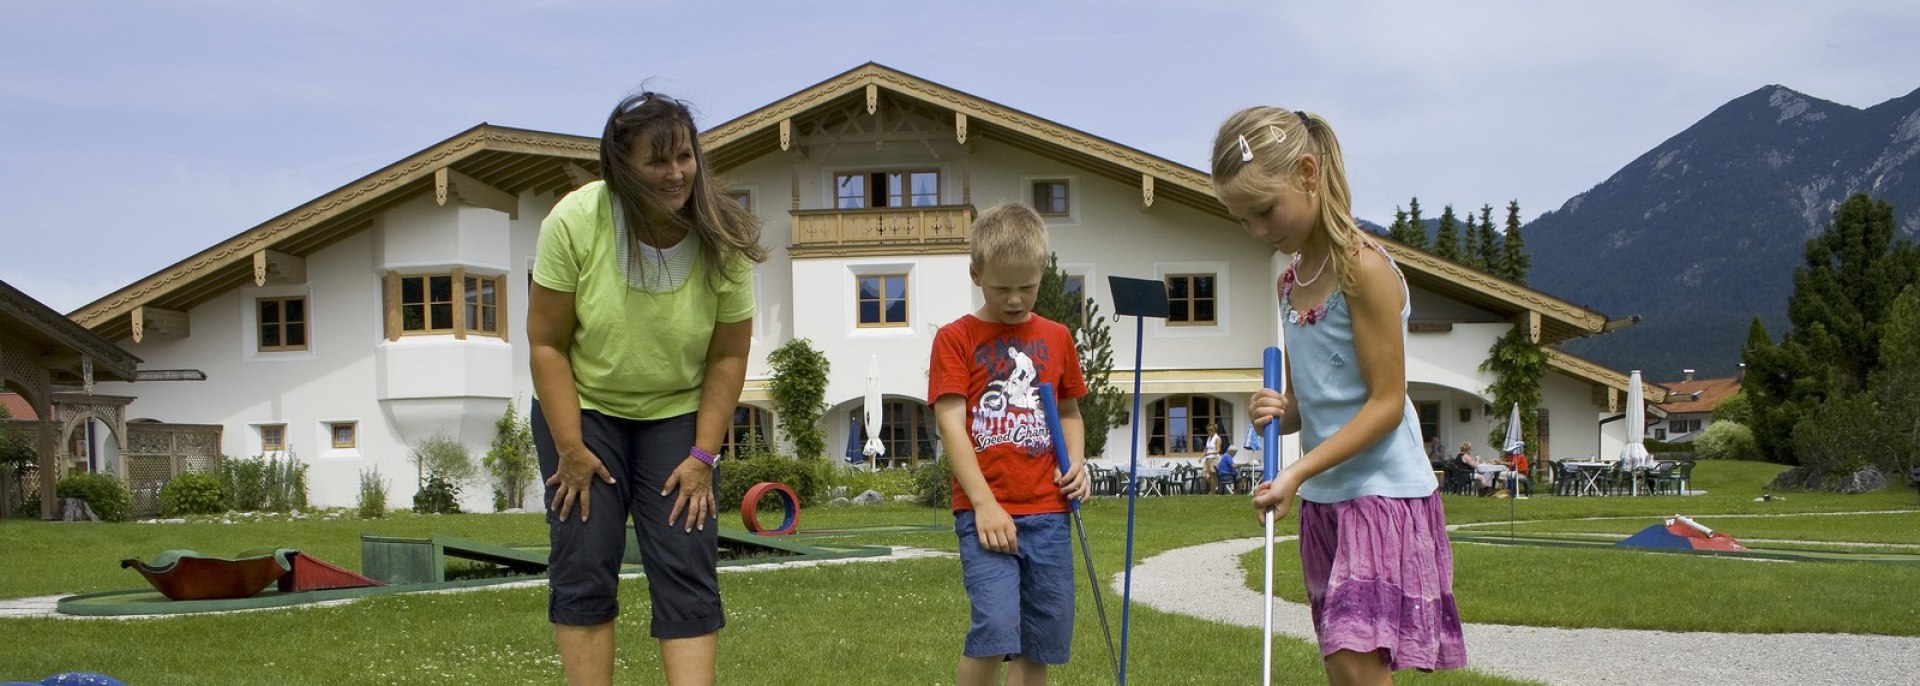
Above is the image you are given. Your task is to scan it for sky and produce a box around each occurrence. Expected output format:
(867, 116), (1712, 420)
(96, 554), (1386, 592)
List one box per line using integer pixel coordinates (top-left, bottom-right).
(4, 1), (1918, 314)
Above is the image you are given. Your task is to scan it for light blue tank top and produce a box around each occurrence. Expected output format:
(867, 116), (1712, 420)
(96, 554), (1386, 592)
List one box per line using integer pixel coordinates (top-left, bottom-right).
(1281, 245), (1438, 503)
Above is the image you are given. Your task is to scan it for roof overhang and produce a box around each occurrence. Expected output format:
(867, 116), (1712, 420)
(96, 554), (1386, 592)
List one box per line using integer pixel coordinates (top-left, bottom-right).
(70, 124), (601, 340)
(1546, 348), (1669, 404)
(1, 279), (139, 385)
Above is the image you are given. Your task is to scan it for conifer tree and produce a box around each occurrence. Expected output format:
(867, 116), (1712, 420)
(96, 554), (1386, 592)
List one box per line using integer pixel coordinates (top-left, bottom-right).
(1388, 207), (1410, 245)
(1476, 204), (1501, 272)
(1404, 198), (1428, 250)
(1501, 200), (1530, 283)
(1462, 213), (1483, 270)
(1036, 254), (1121, 458)
(1434, 204), (1460, 260)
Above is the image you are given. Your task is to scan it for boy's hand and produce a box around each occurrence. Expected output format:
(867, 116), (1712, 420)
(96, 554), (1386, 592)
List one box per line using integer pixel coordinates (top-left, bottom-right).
(974, 502), (1018, 554)
(1251, 471), (1300, 523)
(1055, 461), (1091, 502)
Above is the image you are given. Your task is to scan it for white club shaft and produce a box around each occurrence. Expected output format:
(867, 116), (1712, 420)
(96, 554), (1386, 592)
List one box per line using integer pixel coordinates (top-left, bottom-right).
(1262, 510), (1276, 686)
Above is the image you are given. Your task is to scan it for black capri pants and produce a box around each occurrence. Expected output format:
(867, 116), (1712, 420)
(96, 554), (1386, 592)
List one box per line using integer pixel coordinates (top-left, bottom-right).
(532, 400), (723, 638)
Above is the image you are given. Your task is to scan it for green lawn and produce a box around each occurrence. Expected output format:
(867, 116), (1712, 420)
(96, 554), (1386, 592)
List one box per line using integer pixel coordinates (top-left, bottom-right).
(2, 459), (1913, 684)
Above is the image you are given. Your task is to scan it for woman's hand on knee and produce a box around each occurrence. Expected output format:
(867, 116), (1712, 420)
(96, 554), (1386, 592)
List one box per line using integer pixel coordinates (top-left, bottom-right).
(548, 445), (615, 522)
(664, 458), (715, 532)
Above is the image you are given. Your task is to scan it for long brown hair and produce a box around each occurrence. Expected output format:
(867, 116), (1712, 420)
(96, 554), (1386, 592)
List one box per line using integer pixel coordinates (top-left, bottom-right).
(600, 92), (766, 286)
(1210, 106), (1365, 289)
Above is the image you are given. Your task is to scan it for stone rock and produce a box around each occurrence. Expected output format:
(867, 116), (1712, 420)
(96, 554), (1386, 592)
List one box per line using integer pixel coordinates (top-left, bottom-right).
(853, 489), (885, 505)
(892, 494), (925, 504)
(827, 497), (852, 507)
(828, 486), (849, 499)
(1831, 466), (1888, 494)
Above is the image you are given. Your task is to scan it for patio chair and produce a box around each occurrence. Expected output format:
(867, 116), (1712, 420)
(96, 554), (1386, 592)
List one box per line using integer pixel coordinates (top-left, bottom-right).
(1550, 460), (1578, 497)
(1441, 461), (1474, 496)
(1661, 460), (1695, 496)
(1644, 461), (1677, 496)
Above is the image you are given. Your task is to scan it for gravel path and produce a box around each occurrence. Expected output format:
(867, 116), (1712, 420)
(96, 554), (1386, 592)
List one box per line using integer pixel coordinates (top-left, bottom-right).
(1125, 535), (1919, 686)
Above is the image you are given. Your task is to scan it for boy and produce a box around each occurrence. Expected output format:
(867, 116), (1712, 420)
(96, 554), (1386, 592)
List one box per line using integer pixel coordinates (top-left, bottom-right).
(928, 203), (1091, 685)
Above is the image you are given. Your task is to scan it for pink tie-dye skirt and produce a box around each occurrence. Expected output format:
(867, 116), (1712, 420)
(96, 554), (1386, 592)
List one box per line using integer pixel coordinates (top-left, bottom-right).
(1297, 493), (1468, 671)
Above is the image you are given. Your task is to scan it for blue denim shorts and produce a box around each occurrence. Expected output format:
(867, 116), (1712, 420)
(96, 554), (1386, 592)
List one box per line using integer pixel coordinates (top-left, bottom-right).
(954, 510), (1074, 664)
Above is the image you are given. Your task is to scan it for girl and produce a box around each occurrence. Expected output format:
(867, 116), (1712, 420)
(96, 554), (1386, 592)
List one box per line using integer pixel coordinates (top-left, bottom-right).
(1212, 106), (1467, 683)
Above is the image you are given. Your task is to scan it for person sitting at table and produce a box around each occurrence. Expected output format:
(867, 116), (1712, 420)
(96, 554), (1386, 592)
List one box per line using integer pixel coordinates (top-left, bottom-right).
(1215, 450), (1239, 494)
(1453, 442), (1495, 496)
(1498, 452), (1531, 498)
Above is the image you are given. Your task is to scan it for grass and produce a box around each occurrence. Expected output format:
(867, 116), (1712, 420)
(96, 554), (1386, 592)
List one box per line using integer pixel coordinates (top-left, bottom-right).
(2, 459), (1913, 684)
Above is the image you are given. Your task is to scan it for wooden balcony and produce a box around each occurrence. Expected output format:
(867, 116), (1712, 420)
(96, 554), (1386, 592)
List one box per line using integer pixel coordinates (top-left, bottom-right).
(788, 205), (974, 257)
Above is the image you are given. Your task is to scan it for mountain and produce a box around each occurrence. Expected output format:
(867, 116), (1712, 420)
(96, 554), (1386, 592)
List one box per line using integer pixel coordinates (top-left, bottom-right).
(1524, 84), (1920, 380)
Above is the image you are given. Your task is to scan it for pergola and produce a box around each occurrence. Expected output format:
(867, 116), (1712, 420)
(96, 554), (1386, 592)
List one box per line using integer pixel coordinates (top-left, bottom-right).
(0, 279), (140, 519)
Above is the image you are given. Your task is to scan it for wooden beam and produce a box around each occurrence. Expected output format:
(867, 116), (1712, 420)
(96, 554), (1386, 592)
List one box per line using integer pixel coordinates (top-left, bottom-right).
(1141, 174), (1155, 210)
(130, 306), (189, 344)
(865, 83), (877, 115)
(955, 113), (968, 144)
(252, 250), (307, 287)
(779, 119), (791, 151)
(561, 162), (598, 188)
(434, 167), (519, 219)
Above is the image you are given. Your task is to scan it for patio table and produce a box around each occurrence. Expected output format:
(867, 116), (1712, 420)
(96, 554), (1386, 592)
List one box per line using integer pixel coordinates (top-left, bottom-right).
(1565, 461), (1610, 496)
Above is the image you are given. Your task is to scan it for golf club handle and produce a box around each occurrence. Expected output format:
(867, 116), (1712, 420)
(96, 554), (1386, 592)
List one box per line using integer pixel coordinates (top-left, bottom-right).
(1036, 383), (1080, 513)
(1262, 346), (1283, 482)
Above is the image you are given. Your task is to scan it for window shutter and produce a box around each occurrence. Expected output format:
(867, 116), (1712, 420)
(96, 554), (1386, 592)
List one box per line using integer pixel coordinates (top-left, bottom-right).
(384, 271), (400, 341)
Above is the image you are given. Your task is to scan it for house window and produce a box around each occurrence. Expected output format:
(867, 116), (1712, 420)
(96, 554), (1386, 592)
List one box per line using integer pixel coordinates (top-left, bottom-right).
(724, 405), (770, 457)
(464, 276), (499, 335)
(257, 297), (308, 352)
(857, 274), (909, 327)
(1032, 180), (1069, 216)
(834, 170), (939, 209)
(261, 424), (286, 453)
(1063, 275), (1086, 326)
(387, 271), (507, 339)
(727, 190), (752, 212)
(1147, 395), (1225, 456)
(1165, 274), (1217, 325)
(853, 400), (936, 469)
(1414, 402), (1440, 453)
(328, 422), (357, 450)
(1668, 418), (1701, 435)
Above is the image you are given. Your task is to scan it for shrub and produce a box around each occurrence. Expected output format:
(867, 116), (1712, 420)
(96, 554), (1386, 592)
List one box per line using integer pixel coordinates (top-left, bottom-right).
(411, 434), (478, 514)
(219, 454), (308, 512)
(912, 458), (953, 509)
(158, 472), (226, 516)
(358, 468), (389, 519)
(15, 488), (41, 519)
(716, 451), (825, 511)
(413, 474), (461, 515)
(484, 402), (537, 511)
(56, 472), (132, 522)
(412, 434), (479, 484)
(1694, 421), (1760, 461)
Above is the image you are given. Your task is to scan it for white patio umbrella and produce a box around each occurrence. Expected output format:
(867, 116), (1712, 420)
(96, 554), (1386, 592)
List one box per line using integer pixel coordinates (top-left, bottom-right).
(1502, 403), (1525, 457)
(862, 354), (886, 465)
(1620, 369), (1652, 494)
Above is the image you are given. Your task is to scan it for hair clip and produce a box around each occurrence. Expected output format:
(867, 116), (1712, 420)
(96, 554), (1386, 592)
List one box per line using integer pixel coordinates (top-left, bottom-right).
(1237, 134), (1254, 162)
(1268, 125), (1287, 146)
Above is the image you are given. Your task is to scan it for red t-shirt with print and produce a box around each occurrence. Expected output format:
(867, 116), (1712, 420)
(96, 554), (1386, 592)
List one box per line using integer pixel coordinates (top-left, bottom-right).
(928, 314), (1088, 515)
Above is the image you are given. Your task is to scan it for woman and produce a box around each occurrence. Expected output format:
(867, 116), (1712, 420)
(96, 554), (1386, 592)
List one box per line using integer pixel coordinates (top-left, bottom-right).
(527, 92), (766, 686)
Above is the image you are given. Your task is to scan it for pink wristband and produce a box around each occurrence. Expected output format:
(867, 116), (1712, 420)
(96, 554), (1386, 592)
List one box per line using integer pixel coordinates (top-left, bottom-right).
(689, 446), (717, 467)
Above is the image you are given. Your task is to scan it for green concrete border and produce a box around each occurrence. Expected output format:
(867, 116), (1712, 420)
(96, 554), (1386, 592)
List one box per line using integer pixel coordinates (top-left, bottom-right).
(57, 528), (889, 617)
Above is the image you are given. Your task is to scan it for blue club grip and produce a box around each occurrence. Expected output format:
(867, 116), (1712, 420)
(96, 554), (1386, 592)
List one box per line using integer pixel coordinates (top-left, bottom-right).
(1037, 382), (1080, 512)
(1262, 346), (1282, 481)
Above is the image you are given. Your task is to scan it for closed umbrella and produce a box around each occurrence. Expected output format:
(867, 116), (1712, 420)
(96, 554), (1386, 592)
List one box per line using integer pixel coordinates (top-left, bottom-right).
(1620, 370), (1652, 494)
(1502, 403), (1525, 457)
(862, 355), (886, 466)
